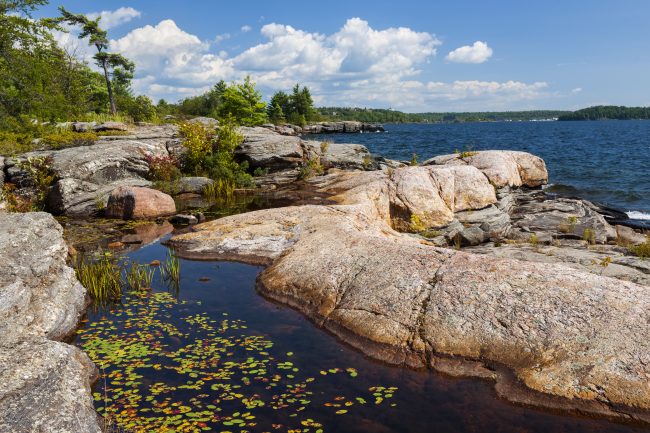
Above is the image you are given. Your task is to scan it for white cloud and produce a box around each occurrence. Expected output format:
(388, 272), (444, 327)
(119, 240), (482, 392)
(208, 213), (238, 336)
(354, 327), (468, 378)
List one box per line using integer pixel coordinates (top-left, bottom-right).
(241, 25), (252, 33)
(87, 7), (141, 29)
(571, 87), (583, 94)
(92, 17), (549, 108)
(111, 19), (235, 96)
(446, 41), (493, 64)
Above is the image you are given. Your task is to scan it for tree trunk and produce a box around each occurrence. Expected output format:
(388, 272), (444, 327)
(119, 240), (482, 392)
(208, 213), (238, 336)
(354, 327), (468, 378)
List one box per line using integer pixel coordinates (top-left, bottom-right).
(101, 60), (116, 116)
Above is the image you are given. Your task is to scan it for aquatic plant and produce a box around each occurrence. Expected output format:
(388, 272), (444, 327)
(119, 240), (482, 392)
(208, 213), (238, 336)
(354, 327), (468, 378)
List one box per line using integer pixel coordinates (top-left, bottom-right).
(77, 291), (399, 432)
(124, 261), (154, 291)
(160, 249), (181, 289)
(75, 252), (123, 304)
(202, 178), (235, 200)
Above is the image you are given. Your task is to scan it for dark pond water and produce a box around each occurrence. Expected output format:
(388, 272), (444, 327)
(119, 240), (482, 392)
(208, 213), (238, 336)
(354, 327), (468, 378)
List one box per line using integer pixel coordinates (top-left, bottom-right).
(74, 238), (649, 433)
(310, 121), (650, 219)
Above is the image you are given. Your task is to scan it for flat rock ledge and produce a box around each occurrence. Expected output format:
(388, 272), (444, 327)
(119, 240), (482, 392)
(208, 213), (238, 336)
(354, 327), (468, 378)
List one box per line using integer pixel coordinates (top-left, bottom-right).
(0, 212), (101, 432)
(169, 159), (650, 425)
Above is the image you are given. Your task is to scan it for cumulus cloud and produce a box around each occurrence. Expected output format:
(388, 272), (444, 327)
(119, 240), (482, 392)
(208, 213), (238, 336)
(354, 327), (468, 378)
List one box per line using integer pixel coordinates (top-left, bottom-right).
(87, 7), (141, 29)
(97, 17), (549, 108)
(241, 25), (252, 32)
(111, 19), (235, 95)
(446, 41), (493, 64)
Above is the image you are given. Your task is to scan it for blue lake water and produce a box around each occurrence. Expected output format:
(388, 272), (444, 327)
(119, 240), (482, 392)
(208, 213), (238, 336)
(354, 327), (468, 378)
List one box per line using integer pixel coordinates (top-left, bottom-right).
(311, 121), (650, 218)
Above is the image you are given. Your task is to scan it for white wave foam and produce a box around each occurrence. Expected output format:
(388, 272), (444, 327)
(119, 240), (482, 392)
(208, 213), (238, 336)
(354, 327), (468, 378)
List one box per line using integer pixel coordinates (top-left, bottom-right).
(626, 211), (650, 220)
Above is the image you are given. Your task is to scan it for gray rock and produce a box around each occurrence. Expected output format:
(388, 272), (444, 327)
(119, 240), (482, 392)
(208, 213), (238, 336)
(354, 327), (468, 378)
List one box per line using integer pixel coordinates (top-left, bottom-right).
(169, 214), (199, 225)
(8, 127), (173, 216)
(47, 177), (151, 216)
(93, 121), (128, 132)
(188, 116), (219, 128)
(455, 205), (511, 239)
(458, 225), (487, 246)
(0, 212), (101, 432)
(615, 225), (648, 246)
(0, 213), (86, 342)
(0, 339), (101, 433)
(510, 196), (617, 244)
(177, 177), (214, 195)
(0, 156), (4, 187)
(467, 242), (650, 287)
(71, 121), (95, 132)
(302, 121), (384, 134)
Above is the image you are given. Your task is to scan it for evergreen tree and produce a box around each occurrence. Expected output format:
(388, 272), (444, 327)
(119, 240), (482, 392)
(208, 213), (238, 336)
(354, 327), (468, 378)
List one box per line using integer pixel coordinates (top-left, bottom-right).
(58, 7), (135, 115)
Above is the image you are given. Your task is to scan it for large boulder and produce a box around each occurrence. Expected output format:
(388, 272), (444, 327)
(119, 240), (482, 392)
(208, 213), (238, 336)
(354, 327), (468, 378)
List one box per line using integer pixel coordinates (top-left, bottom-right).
(0, 212), (101, 432)
(106, 186), (176, 220)
(424, 150), (548, 188)
(169, 163), (650, 423)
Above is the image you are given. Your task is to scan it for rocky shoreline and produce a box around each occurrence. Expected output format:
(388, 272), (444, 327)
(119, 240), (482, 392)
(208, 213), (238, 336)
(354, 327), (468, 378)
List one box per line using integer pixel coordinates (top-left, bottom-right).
(1, 121), (649, 430)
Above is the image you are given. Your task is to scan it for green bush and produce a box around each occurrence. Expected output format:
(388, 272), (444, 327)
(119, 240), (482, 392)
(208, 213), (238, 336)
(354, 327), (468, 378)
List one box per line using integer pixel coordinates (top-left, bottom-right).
(630, 237), (650, 259)
(177, 118), (253, 191)
(0, 132), (35, 155)
(41, 130), (97, 149)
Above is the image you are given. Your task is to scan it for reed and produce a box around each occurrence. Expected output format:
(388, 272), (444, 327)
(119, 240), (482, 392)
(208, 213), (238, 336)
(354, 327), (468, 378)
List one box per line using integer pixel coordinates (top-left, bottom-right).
(160, 249), (181, 286)
(124, 261), (154, 291)
(75, 252), (122, 304)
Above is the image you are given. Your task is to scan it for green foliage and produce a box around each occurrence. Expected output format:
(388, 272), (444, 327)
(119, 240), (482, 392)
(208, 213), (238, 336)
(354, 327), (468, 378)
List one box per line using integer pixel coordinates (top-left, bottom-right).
(630, 237), (650, 259)
(75, 252), (123, 305)
(178, 121), (214, 175)
(177, 80), (227, 117)
(57, 7), (136, 116)
(41, 130), (97, 149)
(124, 262), (154, 291)
(217, 76), (267, 126)
(559, 105), (650, 121)
(0, 131), (36, 155)
(529, 233), (539, 248)
(267, 84), (316, 125)
(178, 119), (252, 190)
(582, 228), (596, 245)
(1, 183), (33, 212)
(17, 155), (56, 210)
(410, 153), (418, 166)
(298, 156), (324, 180)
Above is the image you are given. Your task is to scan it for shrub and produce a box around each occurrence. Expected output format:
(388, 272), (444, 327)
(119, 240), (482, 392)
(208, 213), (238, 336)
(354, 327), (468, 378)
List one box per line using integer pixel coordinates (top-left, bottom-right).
(297, 156), (324, 180)
(178, 121), (214, 175)
(41, 130), (97, 149)
(16, 156), (56, 211)
(410, 153), (418, 166)
(582, 228), (596, 245)
(145, 154), (181, 182)
(1, 183), (33, 212)
(630, 236), (650, 259)
(0, 132), (35, 155)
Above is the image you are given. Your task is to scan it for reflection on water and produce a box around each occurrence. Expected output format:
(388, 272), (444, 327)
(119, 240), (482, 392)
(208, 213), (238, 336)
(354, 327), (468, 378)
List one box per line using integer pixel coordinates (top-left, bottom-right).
(74, 240), (649, 433)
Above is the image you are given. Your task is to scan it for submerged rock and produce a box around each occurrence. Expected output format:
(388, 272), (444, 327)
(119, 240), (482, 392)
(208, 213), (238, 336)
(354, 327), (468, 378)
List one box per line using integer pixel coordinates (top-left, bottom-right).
(0, 212), (100, 432)
(106, 186), (176, 220)
(169, 160), (650, 423)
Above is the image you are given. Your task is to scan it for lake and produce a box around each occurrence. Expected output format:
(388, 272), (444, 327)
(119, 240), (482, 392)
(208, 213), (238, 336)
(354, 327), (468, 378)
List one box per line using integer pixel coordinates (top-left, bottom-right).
(311, 120), (650, 219)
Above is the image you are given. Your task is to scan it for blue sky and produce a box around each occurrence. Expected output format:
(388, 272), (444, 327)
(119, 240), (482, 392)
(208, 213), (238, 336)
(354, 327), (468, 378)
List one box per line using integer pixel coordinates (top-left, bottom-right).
(36, 0), (650, 111)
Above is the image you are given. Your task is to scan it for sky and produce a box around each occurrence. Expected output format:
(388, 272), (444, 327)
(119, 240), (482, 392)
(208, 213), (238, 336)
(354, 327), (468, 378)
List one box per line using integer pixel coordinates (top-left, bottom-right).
(35, 0), (650, 112)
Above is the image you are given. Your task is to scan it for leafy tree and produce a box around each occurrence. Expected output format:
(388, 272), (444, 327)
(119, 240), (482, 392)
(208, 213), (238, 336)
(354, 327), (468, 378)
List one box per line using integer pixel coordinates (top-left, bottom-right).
(217, 76), (267, 126)
(57, 7), (135, 115)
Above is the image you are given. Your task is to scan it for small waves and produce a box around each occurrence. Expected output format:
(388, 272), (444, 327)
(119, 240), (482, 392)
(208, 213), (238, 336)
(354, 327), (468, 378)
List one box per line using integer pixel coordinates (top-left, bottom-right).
(626, 211), (650, 221)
